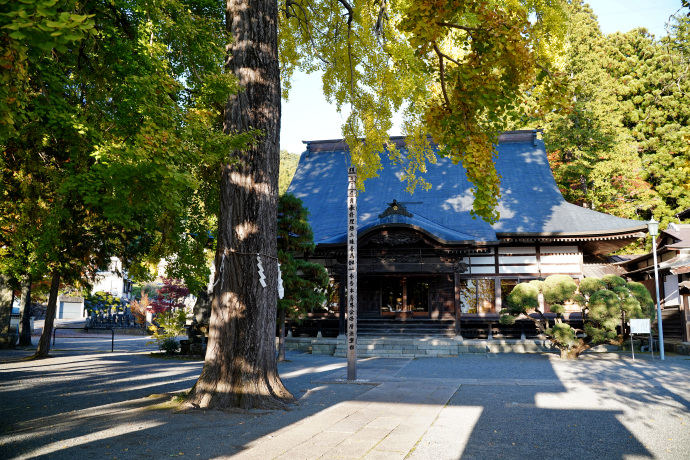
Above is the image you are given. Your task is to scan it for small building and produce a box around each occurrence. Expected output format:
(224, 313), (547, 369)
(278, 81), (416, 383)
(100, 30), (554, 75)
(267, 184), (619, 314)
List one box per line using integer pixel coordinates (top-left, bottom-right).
(618, 223), (690, 342)
(288, 131), (648, 337)
(91, 257), (133, 299)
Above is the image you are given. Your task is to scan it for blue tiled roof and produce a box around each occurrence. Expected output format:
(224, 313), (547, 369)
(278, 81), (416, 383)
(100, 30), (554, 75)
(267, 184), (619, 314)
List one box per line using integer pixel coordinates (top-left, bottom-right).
(287, 135), (646, 246)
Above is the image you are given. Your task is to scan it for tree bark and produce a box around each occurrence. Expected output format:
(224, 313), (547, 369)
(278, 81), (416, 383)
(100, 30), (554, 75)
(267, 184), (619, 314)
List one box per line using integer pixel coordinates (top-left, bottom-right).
(185, 0), (294, 410)
(34, 271), (60, 358)
(0, 274), (14, 349)
(0, 273), (12, 335)
(568, 338), (591, 359)
(18, 274), (32, 346)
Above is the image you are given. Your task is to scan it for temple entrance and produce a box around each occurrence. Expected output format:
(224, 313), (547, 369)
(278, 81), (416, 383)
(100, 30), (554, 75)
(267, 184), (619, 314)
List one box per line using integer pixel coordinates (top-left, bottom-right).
(357, 275), (454, 319)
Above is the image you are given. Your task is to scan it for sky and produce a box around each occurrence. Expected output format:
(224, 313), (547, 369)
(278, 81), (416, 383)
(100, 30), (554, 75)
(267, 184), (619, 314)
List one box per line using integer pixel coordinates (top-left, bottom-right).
(279, 0), (686, 155)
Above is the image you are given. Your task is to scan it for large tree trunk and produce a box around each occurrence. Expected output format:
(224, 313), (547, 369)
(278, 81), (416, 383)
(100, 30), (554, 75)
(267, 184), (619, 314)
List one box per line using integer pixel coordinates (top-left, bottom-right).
(185, 0), (293, 410)
(0, 274), (15, 348)
(18, 274), (32, 346)
(0, 274), (12, 335)
(33, 271), (60, 358)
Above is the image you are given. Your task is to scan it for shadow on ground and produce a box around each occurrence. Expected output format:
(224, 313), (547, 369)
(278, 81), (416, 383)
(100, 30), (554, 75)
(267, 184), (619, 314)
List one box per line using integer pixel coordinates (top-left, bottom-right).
(1, 347), (689, 459)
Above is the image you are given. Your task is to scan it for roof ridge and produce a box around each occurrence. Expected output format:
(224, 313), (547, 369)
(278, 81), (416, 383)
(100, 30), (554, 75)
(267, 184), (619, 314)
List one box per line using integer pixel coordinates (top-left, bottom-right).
(304, 130), (543, 153)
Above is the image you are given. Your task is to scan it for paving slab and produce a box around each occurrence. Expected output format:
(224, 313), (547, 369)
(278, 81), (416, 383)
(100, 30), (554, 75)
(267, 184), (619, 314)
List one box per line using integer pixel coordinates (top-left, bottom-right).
(2, 337), (690, 459)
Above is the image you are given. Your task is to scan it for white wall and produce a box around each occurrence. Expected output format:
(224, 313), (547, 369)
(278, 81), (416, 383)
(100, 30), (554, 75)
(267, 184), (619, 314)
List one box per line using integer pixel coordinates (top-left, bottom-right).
(664, 274), (680, 306)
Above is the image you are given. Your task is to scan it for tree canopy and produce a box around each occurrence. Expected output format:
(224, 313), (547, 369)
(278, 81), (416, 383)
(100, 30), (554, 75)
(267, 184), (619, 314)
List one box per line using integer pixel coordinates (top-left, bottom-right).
(0, 0), (250, 356)
(541, 1), (690, 239)
(280, 0), (569, 222)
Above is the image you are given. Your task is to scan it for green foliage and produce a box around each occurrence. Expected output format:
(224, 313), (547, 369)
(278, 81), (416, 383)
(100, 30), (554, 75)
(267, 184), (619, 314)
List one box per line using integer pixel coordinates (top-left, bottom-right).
(149, 308), (187, 354)
(602, 275), (627, 290)
(501, 274), (656, 357)
(1, 0), (243, 297)
(84, 291), (127, 315)
(504, 282), (539, 315)
(159, 336), (181, 354)
(542, 275), (578, 305)
(627, 281), (655, 321)
(578, 277), (606, 297)
(131, 283), (159, 300)
(0, 0), (96, 142)
(280, 0), (568, 222)
(588, 290), (622, 332)
(545, 322), (578, 349)
(540, 2), (690, 239)
(549, 304), (566, 315)
(499, 314), (516, 326)
(279, 150), (301, 195)
(528, 279), (544, 292)
(277, 194), (329, 321)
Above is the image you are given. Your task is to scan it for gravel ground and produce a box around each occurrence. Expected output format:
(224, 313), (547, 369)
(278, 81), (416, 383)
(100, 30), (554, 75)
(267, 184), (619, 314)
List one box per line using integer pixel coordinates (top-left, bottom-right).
(1, 328), (689, 460)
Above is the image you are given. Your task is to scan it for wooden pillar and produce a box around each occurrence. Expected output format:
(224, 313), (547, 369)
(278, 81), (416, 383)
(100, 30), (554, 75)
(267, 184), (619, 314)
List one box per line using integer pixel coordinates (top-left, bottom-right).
(494, 279), (502, 314)
(683, 293), (689, 343)
(454, 273), (462, 338)
(402, 277), (407, 312)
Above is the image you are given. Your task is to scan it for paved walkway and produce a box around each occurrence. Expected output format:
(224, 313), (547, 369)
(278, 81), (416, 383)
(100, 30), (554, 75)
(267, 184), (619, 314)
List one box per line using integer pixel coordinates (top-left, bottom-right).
(1, 330), (690, 459)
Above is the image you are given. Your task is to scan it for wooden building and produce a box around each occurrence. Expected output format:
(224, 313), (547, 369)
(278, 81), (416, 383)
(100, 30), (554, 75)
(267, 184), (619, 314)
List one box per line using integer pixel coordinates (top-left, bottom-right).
(287, 131), (647, 336)
(618, 223), (690, 342)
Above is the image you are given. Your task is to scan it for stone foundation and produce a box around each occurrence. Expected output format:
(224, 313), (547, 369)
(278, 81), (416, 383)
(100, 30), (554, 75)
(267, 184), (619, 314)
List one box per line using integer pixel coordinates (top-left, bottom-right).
(279, 336), (690, 357)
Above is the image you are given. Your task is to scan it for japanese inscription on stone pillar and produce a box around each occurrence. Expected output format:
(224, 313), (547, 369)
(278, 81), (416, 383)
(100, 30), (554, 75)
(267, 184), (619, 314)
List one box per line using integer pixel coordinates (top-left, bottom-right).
(347, 166), (357, 380)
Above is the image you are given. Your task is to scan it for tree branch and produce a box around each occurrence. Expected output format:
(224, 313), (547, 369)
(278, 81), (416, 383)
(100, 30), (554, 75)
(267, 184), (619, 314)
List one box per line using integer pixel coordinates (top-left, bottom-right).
(436, 21), (481, 35)
(285, 0), (332, 65)
(433, 42), (451, 109)
(435, 48), (462, 67)
(337, 0), (356, 112)
(375, 0), (388, 38)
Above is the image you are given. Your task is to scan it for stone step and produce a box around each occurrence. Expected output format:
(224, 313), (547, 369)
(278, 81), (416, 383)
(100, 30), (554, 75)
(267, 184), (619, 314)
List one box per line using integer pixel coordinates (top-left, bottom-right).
(332, 336), (558, 357)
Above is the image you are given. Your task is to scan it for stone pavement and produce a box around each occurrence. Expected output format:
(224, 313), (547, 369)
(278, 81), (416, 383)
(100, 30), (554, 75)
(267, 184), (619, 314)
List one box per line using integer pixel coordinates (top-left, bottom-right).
(1, 334), (690, 459)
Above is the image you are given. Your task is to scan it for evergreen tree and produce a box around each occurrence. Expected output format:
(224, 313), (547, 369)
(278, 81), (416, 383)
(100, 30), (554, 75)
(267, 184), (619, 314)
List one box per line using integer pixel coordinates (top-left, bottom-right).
(607, 19), (690, 223)
(276, 193), (328, 361)
(540, 3), (690, 236)
(542, 1), (657, 220)
(500, 274), (654, 359)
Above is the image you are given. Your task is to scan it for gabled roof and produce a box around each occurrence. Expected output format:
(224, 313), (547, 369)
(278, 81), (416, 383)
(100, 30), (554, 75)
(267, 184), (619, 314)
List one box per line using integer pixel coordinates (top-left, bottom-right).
(676, 208), (690, 221)
(660, 224), (690, 250)
(287, 131), (646, 252)
(621, 224), (690, 276)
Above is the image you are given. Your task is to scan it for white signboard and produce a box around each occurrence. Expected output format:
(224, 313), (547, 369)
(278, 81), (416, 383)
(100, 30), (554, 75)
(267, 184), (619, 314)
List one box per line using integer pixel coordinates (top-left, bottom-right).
(630, 319), (651, 334)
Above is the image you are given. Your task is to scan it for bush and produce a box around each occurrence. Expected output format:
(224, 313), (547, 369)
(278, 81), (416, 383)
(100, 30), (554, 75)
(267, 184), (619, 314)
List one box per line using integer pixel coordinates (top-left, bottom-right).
(84, 291), (128, 315)
(148, 308), (187, 354)
(129, 293), (150, 328)
(160, 337), (181, 354)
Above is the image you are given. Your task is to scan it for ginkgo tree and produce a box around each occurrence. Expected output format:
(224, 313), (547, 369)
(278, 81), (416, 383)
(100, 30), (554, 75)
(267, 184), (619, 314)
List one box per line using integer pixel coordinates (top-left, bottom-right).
(280, 0), (569, 222)
(185, 0), (570, 411)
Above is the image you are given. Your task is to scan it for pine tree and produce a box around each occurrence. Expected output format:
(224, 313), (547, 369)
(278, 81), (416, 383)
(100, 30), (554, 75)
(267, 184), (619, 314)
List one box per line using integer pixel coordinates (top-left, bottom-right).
(276, 193), (328, 361)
